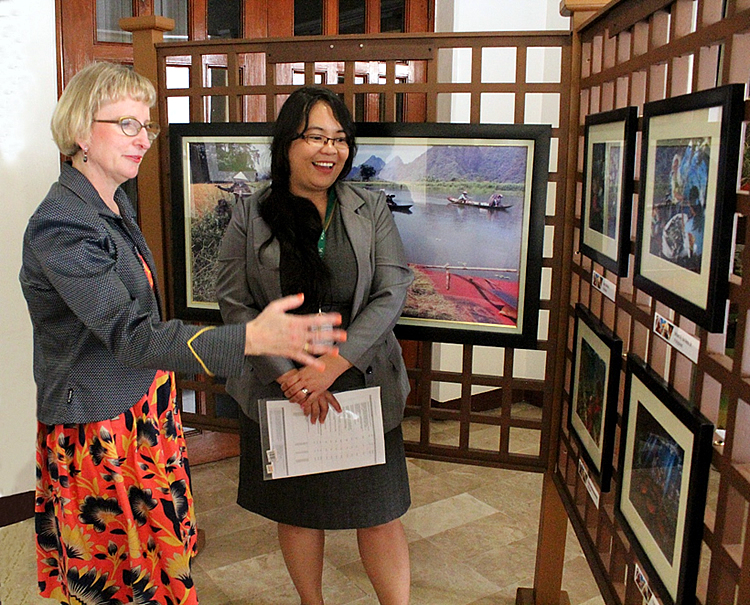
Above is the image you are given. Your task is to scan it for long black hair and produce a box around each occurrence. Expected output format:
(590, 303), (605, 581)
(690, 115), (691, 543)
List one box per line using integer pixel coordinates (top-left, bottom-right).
(259, 87), (357, 312)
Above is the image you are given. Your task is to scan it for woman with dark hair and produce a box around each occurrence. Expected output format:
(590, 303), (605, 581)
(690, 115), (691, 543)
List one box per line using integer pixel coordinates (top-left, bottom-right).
(216, 86), (413, 604)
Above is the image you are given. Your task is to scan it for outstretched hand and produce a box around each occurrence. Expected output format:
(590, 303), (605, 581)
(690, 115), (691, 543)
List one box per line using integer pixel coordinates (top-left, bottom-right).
(245, 294), (346, 370)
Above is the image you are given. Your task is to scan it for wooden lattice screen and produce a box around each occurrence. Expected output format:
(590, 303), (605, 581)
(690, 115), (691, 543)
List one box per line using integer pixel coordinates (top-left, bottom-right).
(144, 30), (574, 477)
(556, 1), (750, 604)
(125, 21), (582, 602)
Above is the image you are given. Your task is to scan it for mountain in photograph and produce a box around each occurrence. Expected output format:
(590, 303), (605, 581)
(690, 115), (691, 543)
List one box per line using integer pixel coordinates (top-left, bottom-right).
(351, 145), (528, 183)
(347, 154), (386, 180)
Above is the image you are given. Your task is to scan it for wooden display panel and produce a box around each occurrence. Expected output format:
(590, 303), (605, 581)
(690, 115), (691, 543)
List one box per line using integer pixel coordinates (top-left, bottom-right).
(559, 1), (750, 603)
(147, 30), (573, 472)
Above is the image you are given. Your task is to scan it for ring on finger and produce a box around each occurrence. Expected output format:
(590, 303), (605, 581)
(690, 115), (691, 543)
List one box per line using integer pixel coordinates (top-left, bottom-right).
(301, 387), (310, 396)
(303, 343), (310, 353)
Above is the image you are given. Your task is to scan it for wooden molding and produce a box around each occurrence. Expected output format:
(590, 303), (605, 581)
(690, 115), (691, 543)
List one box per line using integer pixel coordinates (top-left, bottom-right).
(559, 0), (609, 16)
(119, 15), (176, 32)
(0, 491), (34, 528)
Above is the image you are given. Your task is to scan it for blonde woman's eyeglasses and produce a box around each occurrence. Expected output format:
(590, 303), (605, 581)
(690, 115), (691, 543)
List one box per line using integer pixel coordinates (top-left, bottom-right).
(94, 116), (161, 141)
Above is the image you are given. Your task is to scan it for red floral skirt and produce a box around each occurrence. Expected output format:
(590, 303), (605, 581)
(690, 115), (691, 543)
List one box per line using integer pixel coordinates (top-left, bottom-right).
(35, 370), (198, 605)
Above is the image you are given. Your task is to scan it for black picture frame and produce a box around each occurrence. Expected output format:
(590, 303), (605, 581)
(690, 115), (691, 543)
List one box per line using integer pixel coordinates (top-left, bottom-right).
(349, 122), (549, 347)
(170, 121), (550, 347)
(633, 84), (746, 332)
(169, 122), (274, 323)
(568, 303), (622, 492)
(615, 354), (713, 605)
(579, 107), (638, 276)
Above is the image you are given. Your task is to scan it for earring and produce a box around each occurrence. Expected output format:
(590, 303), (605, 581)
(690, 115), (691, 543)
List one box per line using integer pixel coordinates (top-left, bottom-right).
(83, 147), (88, 163)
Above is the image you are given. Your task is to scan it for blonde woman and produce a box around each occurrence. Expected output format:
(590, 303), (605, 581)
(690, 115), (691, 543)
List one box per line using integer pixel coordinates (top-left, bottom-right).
(20, 63), (345, 605)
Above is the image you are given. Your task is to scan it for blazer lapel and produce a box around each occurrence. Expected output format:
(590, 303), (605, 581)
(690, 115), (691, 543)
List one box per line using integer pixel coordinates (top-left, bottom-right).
(337, 185), (372, 318)
(252, 214), (283, 304)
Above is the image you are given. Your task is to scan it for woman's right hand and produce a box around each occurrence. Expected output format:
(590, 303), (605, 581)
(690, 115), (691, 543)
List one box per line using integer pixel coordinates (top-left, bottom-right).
(276, 371), (341, 423)
(245, 294), (346, 370)
(302, 389), (342, 424)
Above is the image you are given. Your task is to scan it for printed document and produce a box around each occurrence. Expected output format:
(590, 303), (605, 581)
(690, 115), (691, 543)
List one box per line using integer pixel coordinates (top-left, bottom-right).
(259, 386), (385, 480)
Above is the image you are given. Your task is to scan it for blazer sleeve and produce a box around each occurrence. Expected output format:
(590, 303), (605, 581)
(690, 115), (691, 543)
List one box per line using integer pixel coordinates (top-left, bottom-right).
(215, 195), (295, 385)
(337, 189), (413, 371)
(22, 197), (245, 376)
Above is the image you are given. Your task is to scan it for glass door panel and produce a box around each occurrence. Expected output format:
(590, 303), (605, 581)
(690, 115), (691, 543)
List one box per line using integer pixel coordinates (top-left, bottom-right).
(96, 0), (132, 43)
(381, 0), (404, 32)
(295, 0), (323, 35)
(155, 0), (189, 41)
(208, 0), (242, 38)
(339, 0), (365, 34)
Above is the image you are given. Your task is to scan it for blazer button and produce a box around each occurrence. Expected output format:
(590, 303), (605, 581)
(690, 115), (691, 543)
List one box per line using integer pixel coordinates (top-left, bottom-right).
(366, 366), (373, 375)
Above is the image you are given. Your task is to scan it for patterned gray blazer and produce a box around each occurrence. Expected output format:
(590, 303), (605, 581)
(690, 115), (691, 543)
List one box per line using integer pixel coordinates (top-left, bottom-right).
(20, 163), (246, 425)
(216, 182), (413, 433)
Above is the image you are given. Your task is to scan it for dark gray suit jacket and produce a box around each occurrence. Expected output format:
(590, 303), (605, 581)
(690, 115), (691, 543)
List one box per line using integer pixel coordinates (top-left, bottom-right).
(20, 163), (246, 425)
(216, 182), (413, 433)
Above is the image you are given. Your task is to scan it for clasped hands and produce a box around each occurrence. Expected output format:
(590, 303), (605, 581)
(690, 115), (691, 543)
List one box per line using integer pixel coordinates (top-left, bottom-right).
(277, 353), (353, 424)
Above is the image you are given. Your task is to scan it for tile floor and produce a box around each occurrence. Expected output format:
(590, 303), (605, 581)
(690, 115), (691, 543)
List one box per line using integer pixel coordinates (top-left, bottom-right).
(0, 418), (605, 605)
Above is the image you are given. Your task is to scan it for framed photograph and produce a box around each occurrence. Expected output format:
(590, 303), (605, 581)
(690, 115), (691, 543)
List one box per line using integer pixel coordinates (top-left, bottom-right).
(568, 303), (622, 492)
(170, 122), (550, 347)
(580, 107), (638, 276)
(169, 122), (274, 322)
(616, 354), (713, 605)
(634, 84), (746, 332)
(349, 122), (549, 347)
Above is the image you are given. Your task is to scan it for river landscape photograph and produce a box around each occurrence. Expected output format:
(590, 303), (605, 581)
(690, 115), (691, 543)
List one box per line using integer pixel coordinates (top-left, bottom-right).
(346, 132), (540, 342)
(171, 122), (548, 345)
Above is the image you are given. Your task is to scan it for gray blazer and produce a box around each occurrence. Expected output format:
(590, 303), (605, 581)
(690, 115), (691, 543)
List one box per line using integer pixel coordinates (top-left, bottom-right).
(20, 163), (246, 425)
(216, 182), (413, 433)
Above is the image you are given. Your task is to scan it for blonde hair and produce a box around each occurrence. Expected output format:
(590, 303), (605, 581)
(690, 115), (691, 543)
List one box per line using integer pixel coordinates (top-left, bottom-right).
(51, 62), (157, 157)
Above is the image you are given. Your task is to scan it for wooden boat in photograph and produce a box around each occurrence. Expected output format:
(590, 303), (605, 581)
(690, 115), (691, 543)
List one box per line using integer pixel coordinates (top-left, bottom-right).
(447, 192), (512, 210)
(385, 193), (413, 213)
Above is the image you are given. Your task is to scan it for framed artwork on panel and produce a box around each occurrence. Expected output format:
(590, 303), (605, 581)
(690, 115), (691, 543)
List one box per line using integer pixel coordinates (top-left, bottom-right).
(616, 354), (713, 605)
(169, 122), (274, 323)
(633, 84), (746, 332)
(580, 107), (638, 276)
(568, 303), (622, 492)
(170, 121), (550, 347)
(346, 122), (550, 347)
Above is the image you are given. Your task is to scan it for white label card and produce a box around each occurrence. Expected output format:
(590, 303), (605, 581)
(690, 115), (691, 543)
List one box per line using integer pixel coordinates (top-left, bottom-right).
(592, 270), (616, 301)
(653, 312), (700, 363)
(578, 458), (600, 509)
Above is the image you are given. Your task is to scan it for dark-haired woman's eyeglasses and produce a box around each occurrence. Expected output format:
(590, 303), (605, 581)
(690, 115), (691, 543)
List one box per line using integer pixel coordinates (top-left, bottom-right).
(295, 133), (349, 150)
(93, 116), (161, 141)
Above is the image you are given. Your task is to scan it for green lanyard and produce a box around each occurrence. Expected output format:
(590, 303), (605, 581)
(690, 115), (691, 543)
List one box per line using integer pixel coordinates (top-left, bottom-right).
(317, 189), (337, 258)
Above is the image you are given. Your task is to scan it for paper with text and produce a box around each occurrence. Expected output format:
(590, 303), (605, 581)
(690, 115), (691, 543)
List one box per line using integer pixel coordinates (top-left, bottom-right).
(260, 386), (385, 480)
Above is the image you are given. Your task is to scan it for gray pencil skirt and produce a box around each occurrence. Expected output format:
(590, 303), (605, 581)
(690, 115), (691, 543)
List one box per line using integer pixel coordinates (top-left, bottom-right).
(237, 409), (411, 529)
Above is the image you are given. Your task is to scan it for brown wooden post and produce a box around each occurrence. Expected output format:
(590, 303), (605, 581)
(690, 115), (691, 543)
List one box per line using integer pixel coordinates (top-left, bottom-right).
(323, 0), (340, 35)
(517, 3), (606, 604)
(516, 474), (572, 605)
(119, 15), (175, 307)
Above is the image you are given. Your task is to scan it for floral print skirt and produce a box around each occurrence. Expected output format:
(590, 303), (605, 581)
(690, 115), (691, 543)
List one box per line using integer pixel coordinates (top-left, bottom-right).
(35, 370), (198, 605)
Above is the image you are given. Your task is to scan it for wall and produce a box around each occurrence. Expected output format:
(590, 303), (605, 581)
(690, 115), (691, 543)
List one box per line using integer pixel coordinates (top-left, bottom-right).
(0, 0), (59, 498)
(557, 2), (750, 602)
(436, 0), (569, 32)
(431, 0), (569, 403)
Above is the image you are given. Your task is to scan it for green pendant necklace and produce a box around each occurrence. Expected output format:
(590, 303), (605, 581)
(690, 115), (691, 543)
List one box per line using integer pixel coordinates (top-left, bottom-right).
(317, 189), (337, 258)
